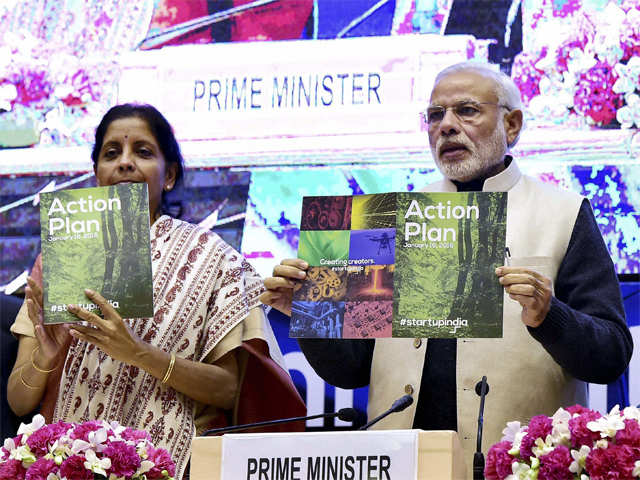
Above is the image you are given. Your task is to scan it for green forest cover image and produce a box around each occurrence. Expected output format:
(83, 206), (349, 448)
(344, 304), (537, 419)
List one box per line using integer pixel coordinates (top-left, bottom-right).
(394, 192), (507, 338)
(40, 183), (154, 324)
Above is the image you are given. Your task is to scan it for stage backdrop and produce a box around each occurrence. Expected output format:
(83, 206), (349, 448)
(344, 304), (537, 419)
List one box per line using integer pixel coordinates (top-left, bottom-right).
(0, 0), (638, 429)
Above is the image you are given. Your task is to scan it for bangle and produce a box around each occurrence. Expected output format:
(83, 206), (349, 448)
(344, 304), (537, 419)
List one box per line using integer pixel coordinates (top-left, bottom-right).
(19, 367), (40, 390)
(161, 353), (176, 384)
(31, 347), (57, 373)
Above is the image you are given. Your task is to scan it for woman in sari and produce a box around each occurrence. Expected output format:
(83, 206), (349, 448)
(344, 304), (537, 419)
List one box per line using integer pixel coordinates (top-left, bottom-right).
(7, 103), (305, 479)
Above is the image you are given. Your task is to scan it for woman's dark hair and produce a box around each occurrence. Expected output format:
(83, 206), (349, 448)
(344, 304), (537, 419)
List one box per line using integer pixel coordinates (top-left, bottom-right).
(91, 103), (185, 216)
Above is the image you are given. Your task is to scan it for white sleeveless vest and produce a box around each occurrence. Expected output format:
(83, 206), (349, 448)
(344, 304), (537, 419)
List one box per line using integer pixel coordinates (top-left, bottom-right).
(368, 161), (585, 479)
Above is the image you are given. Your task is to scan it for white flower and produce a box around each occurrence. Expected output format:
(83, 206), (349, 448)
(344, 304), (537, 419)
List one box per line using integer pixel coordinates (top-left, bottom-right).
(587, 407), (625, 438)
(623, 405), (640, 422)
(507, 457), (540, 480)
(595, 438), (609, 449)
(9, 443), (35, 463)
(501, 421), (522, 443)
(72, 427), (109, 454)
(552, 407), (571, 423)
(508, 428), (529, 457)
(569, 445), (590, 474)
(17, 414), (46, 438)
(565, 48), (597, 75)
(549, 408), (571, 445)
(601, 1), (626, 29)
(83, 449), (111, 477)
(49, 438), (73, 465)
(613, 57), (640, 95)
(137, 459), (155, 476)
(616, 93), (640, 129)
(0, 83), (16, 111)
(136, 441), (150, 459)
(532, 437), (555, 458)
(633, 459), (640, 476)
(109, 421), (127, 436)
(2, 437), (16, 454)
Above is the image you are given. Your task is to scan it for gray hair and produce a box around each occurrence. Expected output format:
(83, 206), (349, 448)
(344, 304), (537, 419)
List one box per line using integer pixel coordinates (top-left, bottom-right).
(434, 61), (523, 110)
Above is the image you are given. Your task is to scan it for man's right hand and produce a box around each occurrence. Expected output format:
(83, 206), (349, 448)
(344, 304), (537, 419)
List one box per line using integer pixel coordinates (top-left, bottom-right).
(260, 259), (308, 316)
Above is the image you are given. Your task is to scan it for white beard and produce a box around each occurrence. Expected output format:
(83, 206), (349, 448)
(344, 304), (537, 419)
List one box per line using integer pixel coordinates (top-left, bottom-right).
(431, 123), (508, 183)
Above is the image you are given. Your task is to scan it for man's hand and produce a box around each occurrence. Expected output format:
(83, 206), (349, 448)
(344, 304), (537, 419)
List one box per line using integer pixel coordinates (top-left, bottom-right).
(496, 266), (552, 328)
(260, 259), (308, 316)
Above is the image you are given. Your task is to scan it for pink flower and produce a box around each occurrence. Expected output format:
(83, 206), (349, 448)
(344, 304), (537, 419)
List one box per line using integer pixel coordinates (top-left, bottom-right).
(104, 441), (141, 478)
(569, 409), (602, 449)
(2, 419), (175, 480)
(520, 415), (553, 460)
(556, 36), (590, 73)
(484, 441), (515, 480)
(0, 458), (27, 480)
(121, 427), (152, 444)
(538, 445), (573, 480)
(573, 62), (624, 126)
(59, 455), (93, 480)
(11, 69), (53, 107)
(621, 34), (640, 62)
(565, 404), (594, 416)
(24, 458), (57, 480)
(585, 444), (638, 479)
(146, 446), (177, 479)
(26, 421), (71, 456)
(511, 53), (544, 105)
(69, 420), (102, 441)
(616, 418), (640, 448)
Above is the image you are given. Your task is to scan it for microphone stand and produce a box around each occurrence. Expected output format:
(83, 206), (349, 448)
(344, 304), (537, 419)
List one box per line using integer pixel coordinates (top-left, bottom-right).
(202, 408), (359, 436)
(359, 395), (413, 431)
(473, 376), (489, 480)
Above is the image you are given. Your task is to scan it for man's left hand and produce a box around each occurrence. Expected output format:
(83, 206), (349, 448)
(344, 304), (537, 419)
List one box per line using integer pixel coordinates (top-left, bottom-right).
(496, 266), (552, 328)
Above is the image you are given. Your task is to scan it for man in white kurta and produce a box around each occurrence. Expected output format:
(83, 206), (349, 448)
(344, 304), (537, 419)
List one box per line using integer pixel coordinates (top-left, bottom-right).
(261, 61), (631, 479)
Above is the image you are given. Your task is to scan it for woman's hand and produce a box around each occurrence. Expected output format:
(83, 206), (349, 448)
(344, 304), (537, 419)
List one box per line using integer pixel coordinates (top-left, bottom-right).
(67, 289), (145, 366)
(260, 259), (309, 316)
(67, 289), (240, 407)
(26, 276), (71, 369)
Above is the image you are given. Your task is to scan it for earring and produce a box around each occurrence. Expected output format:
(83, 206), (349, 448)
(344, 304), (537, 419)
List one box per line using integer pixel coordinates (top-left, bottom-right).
(164, 185), (173, 192)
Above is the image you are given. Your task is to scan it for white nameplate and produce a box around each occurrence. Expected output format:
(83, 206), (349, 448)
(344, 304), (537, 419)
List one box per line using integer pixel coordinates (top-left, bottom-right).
(221, 430), (418, 480)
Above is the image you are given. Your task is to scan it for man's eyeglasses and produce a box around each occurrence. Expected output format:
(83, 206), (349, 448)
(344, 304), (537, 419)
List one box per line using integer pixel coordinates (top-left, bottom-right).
(420, 101), (511, 126)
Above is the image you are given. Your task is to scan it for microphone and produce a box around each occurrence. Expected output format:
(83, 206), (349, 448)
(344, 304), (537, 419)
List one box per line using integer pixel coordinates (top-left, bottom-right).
(201, 407), (363, 436)
(474, 376), (489, 480)
(359, 395), (413, 430)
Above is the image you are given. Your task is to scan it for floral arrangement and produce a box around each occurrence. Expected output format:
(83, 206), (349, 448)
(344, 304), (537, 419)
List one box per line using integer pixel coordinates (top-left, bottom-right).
(0, 28), (116, 147)
(512, 1), (640, 128)
(485, 404), (640, 480)
(0, 415), (175, 480)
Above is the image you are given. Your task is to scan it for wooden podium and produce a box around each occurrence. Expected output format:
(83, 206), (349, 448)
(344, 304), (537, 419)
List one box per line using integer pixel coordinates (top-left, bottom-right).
(191, 430), (466, 479)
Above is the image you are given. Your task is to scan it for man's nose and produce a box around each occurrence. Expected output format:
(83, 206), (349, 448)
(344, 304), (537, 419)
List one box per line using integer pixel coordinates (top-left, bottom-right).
(438, 108), (460, 135)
